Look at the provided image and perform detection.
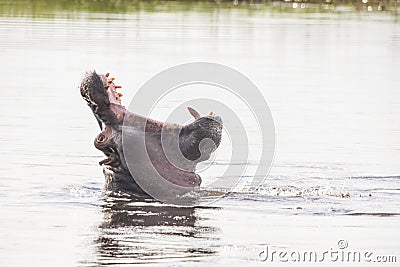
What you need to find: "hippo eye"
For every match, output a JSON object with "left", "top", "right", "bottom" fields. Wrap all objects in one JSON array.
[{"left": 98, "top": 135, "right": 105, "bottom": 142}]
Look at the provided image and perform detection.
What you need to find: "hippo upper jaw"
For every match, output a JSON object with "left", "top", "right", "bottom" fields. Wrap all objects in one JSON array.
[{"left": 80, "top": 71, "right": 125, "bottom": 129}]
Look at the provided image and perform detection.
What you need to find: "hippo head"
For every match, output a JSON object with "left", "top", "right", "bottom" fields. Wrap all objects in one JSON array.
[{"left": 80, "top": 71, "right": 223, "bottom": 201}]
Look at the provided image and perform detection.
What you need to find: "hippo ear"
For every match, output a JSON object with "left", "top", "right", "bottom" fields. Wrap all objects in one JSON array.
[{"left": 187, "top": 107, "right": 201, "bottom": 120}]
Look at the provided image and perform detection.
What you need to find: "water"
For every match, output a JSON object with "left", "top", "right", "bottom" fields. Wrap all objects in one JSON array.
[{"left": 0, "top": 1, "right": 399, "bottom": 266}]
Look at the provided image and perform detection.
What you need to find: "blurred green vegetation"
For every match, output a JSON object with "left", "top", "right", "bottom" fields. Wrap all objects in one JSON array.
[{"left": 0, "top": 0, "right": 398, "bottom": 18}]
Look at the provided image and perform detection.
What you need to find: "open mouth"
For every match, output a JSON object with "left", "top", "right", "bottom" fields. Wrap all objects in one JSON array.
[{"left": 80, "top": 71, "right": 125, "bottom": 168}]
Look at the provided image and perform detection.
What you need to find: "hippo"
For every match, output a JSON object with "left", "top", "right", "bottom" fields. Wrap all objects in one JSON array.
[{"left": 80, "top": 71, "right": 223, "bottom": 201}]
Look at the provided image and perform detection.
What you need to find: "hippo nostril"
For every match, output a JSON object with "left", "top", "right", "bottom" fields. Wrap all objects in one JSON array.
[{"left": 98, "top": 135, "right": 105, "bottom": 142}]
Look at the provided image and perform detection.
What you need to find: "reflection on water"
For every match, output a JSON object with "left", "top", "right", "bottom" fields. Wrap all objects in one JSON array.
[
  {"left": 86, "top": 197, "right": 219, "bottom": 265},
  {"left": 100, "top": 198, "right": 198, "bottom": 228}
]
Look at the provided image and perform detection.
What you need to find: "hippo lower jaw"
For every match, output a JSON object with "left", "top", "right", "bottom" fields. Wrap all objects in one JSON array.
[{"left": 80, "top": 71, "right": 223, "bottom": 199}]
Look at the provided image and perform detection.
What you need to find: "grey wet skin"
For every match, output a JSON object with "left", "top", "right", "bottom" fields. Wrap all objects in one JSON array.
[{"left": 80, "top": 71, "right": 223, "bottom": 198}]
